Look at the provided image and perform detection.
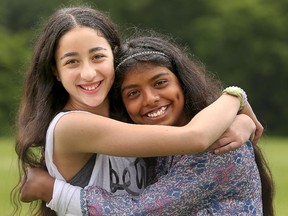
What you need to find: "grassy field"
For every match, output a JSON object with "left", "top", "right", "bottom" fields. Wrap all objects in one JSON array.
[
  {"left": 259, "top": 136, "right": 288, "bottom": 216},
  {"left": 1, "top": 136, "right": 287, "bottom": 215}
]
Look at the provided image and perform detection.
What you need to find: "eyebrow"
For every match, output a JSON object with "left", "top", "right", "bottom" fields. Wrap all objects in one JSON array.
[
  {"left": 150, "top": 72, "right": 169, "bottom": 81},
  {"left": 121, "top": 72, "right": 169, "bottom": 93},
  {"left": 60, "top": 47, "right": 107, "bottom": 60}
]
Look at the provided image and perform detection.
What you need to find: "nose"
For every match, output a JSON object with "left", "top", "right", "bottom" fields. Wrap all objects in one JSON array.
[
  {"left": 143, "top": 89, "right": 160, "bottom": 106},
  {"left": 81, "top": 62, "right": 96, "bottom": 81}
]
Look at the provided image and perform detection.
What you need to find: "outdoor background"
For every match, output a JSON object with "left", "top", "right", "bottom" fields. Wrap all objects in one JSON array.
[{"left": 0, "top": 0, "right": 287, "bottom": 215}]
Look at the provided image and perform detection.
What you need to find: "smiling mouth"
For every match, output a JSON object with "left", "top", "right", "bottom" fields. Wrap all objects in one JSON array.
[
  {"left": 146, "top": 106, "right": 168, "bottom": 118},
  {"left": 81, "top": 82, "right": 101, "bottom": 91}
]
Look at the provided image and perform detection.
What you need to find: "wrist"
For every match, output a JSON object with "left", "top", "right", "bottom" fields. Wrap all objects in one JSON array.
[
  {"left": 40, "top": 176, "right": 55, "bottom": 203},
  {"left": 222, "top": 86, "right": 248, "bottom": 111}
]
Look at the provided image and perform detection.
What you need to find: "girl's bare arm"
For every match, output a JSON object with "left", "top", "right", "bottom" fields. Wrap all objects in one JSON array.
[{"left": 55, "top": 94, "right": 241, "bottom": 157}]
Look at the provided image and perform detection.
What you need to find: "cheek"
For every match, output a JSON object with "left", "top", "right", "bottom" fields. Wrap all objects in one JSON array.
[
  {"left": 123, "top": 101, "right": 134, "bottom": 114},
  {"left": 103, "top": 64, "right": 115, "bottom": 79},
  {"left": 59, "top": 70, "right": 76, "bottom": 86},
  {"left": 177, "top": 92, "right": 185, "bottom": 104},
  {"left": 101, "top": 64, "right": 115, "bottom": 87},
  {"left": 178, "top": 94, "right": 185, "bottom": 110},
  {"left": 173, "top": 88, "right": 185, "bottom": 108},
  {"left": 109, "top": 72, "right": 115, "bottom": 87},
  {"left": 123, "top": 100, "right": 140, "bottom": 117}
]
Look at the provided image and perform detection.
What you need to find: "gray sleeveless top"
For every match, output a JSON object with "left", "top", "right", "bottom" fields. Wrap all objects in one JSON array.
[
  {"left": 45, "top": 111, "right": 147, "bottom": 196},
  {"left": 68, "top": 154, "right": 96, "bottom": 187}
]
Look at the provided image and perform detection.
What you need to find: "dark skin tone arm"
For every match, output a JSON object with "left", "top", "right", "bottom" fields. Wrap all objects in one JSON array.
[{"left": 21, "top": 168, "right": 54, "bottom": 203}]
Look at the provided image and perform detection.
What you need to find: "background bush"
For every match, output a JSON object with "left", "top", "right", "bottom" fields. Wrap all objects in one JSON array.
[{"left": 1, "top": 0, "right": 287, "bottom": 137}]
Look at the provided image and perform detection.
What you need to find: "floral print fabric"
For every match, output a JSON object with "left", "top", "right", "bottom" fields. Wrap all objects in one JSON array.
[{"left": 81, "top": 141, "right": 262, "bottom": 215}]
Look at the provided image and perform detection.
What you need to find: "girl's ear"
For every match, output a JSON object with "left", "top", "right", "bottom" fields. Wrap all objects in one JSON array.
[
  {"left": 55, "top": 74, "right": 61, "bottom": 81},
  {"left": 54, "top": 68, "right": 60, "bottom": 81}
]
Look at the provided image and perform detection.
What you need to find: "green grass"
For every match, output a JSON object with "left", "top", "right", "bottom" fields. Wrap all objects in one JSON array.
[
  {"left": 1, "top": 136, "right": 287, "bottom": 215},
  {"left": 259, "top": 136, "right": 288, "bottom": 216},
  {"left": 0, "top": 137, "right": 30, "bottom": 215},
  {"left": 0, "top": 137, "right": 18, "bottom": 215}
]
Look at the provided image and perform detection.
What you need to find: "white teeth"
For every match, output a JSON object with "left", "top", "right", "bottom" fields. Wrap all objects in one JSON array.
[
  {"left": 147, "top": 106, "right": 167, "bottom": 118},
  {"left": 84, "top": 86, "right": 97, "bottom": 91},
  {"left": 82, "top": 82, "right": 100, "bottom": 91}
]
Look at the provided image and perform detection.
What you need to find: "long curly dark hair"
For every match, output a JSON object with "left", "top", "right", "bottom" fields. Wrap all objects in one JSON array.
[{"left": 111, "top": 31, "right": 274, "bottom": 216}]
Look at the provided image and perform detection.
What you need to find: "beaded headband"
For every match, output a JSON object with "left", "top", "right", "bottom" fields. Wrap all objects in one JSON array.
[{"left": 116, "top": 51, "right": 168, "bottom": 70}]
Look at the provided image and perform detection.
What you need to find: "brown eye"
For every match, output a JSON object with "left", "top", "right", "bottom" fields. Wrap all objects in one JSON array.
[
  {"left": 155, "top": 80, "right": 168, "bottom": 87},
  {"left": 127, "top": 90, "right": 140, "bottom": 98},
  {"left": 92, "top": 53, "right": 105, "bottom": 61},
  {"left": 66, "top": 59, "right": 78, "bottom": 65}
]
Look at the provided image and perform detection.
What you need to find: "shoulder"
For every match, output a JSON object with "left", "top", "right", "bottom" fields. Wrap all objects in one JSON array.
[
  {"left": 52, "top": 111, "right": 97, "bottom": 151},
  {"left": 54, "top": 110, "right": 95, "bottom": 131}
]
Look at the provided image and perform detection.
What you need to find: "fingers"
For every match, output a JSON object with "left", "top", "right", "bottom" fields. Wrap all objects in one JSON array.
[
  {"left": 210, "top": 137, "right": 230, "bottom": 150},
  {"left": 214, "top": 142, "right": 239, "bottom": 155},
  {"left": 251, "top": 121, "right": 264, "bottom": 145},
  {"left": 252, "top": 129, "right": 261, "bottom": 145},
  {"left": 249, "top": 132, "right": 255, "bottom": 144},
  {"left": 240, "top": 102, "right": 264, "bottom": 145}
]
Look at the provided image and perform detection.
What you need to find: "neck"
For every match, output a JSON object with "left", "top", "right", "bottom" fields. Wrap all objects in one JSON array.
[{"left": 64, "top": 98, "right": 110, "bottom": 117}]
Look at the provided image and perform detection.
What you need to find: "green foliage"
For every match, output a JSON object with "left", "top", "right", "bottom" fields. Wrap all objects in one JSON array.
[
  {"left": 0, "top": 0, "right": 287, "bottom": 135},
  {"left": 1, "top": 0, "right": 70, "bottom": 32},
  {"left": 0, "top": 28, "right": 32, "bottom": 136},
  {"left": 186, "top": 0, "right": 288, "bottom": 135}
]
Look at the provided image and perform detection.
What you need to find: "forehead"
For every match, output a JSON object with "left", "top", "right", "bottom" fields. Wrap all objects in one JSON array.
[
  {"left": 57, "top": 26, "right": 109, "bottom": 50},
  {"left": 122, "top": 64, "right": 178, "bottom": 84}
]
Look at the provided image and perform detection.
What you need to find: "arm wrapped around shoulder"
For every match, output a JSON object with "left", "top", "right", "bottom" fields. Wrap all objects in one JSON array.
[{"left": 81, "top": 141, "right": 262, "bottom": 215}]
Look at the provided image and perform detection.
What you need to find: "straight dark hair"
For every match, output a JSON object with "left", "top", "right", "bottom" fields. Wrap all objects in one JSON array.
[{"left": 12, "top": 5, "right": 120, "bottom": 216}]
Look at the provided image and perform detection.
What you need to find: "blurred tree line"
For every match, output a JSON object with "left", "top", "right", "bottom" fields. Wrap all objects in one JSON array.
[{"left": 0, "top": 0, "right": 287, "bottom": 137}]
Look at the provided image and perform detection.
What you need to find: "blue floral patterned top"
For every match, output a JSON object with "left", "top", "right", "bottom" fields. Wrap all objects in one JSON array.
[{"left": 80, "top": 141, "right": 262, "bottom": 215}]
